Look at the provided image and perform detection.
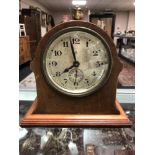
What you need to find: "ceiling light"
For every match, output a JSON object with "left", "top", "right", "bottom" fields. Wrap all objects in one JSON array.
[{"left": 72, "top": 0, "right": 87, "bottom": 6}]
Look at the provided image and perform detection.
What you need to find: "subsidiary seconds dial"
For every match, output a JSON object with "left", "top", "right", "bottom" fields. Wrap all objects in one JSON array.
[{"left": 42, "top": 27, "right": 112, "bottom": 97}]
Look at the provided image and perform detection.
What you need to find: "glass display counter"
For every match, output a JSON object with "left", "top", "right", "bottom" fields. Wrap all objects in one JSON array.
[{"left": 19, "top": 89, "right": 135, "bottom": 155}]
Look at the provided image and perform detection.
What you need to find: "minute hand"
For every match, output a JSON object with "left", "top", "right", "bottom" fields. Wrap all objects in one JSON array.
[{"left": 70, "top": 37, "right": 77, "bottom": 61}]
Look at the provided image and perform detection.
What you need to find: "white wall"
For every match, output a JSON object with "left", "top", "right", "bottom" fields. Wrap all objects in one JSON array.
[
  {"left": 115, "top": 11, "right": 135, "bottom": 34},
  {"left": 20, "top": 0, "right": 52, "bottom": 14},
  {"left": 115, "top": 11, "right": 128, "bottom": 33},
  {"left": 127, "top": 11, "right": 135, "bottom": 31}
]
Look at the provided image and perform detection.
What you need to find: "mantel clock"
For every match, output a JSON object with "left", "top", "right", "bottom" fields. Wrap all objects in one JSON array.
[{"left": 21, "top": 21, "right": 131, "bottom": 127}]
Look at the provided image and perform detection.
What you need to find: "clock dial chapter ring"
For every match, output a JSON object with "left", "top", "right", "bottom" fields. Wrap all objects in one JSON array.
[{"left": 42, "top": 26, "right": 112, "bottom": 97}]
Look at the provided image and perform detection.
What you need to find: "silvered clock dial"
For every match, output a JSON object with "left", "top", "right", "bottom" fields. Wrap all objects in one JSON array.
[{"left": 42, "top": 27, "right": 112, "bottom": 97}]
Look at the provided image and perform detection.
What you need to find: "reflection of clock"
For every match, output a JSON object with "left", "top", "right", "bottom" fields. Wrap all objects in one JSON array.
[
  {"left": 42, "top": 27, "right": 112, "bottom": 96},
  {"left": 21, "top": 21, "right": 131, "bottom": 127}
]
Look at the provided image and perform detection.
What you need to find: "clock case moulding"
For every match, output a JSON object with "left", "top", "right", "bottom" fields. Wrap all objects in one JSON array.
[{"left": 21, "top": 21, "right": 131, "bottom": 127}]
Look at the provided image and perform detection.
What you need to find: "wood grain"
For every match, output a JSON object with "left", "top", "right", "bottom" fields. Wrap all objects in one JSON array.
[
  {"left": 31, "top": 21, "right": 122, "bottom": 114},
  {"left": 19, "top": 36, "right": 31, "bottom": 65},
  {"left": 21, "top": 98, "right": 131, "bottom": 127},
  {"left": 21, "top": 21, "right": 131, "bottom": 127}
]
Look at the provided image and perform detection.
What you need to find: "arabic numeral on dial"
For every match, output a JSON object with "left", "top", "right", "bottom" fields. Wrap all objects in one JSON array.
[
  {"left": 95, "top": 61, "right": 104, "bottom": 67},
  {"left": 55, "top": 72, "right": 61, "bottom": 77},
  {"left": 86, "top": 39, "right": 91, "bottom": 47},
  {"left": 63, "top": 41, "right": 68, "bottom": 47},
  {"left": 64, "top": 79, "right": 68, "bottom": 84},
  {"left": 49, "top": 61, "right": 58, "bottom": 66},
  {"left": 85, "top": 79, "right": 89, "bottom": 85},
  {"left": 51, "top": 61, "right": 57, "bottom": 66},
  {"left": 54, "top": 50, "right": 62, "bottom": 56},
  {"left": 92, "top": 50, "right": 100, "bottom": 56},
  {"left": 74, "top": 82, "right": 79, "bottom": 86},
  {"left": 92, "top": 50, "right": 98, "bottom": 56},
  {"left": 72, "top": 38, "right": 80, "bottom": 44}
]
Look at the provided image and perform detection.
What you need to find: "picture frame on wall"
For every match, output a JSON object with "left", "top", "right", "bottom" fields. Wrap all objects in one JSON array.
[
  {"left": 89, "top": 12, "right": 116, "bottom": 39},
  {"left": 41, "top": 11, "right": 47, "bottom": 27},
  {"left": 47, "top": 14, "right": 55, "bottom": 27}
]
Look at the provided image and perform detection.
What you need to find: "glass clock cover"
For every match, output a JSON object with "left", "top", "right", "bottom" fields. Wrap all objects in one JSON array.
[{"left": 42, "top": 27, "right": 112, "bottom": 97}]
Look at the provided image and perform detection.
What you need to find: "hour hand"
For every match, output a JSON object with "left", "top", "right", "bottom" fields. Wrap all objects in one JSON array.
[
  {"left": 62, "top": 61, "right": 80, "bottom": 73},
  {"left": 62, "top": 64, "right": 74, "bottom": 73}
]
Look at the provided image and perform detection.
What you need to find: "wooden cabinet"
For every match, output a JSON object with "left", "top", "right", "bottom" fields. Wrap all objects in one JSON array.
[
  {"left": 19, "top": 9, "right": 41, "bottom": 58},
  {"left": 19, "top": 36, "right": 32, "bottom": 65}
]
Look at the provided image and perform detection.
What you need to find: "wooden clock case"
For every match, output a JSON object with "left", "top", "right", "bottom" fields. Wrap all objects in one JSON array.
[{"left": 21, "top": 21, "right": 131, "bottom": 127}]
